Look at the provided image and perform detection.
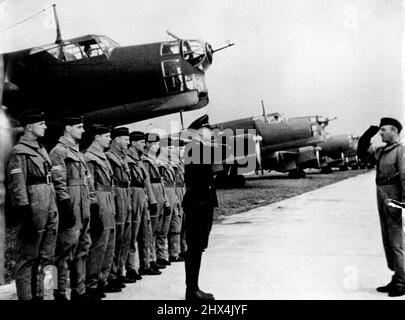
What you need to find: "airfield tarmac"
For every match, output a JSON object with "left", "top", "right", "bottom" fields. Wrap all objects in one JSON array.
[{"left": 0, "top": 169, "right": 399, "bottom": 300}]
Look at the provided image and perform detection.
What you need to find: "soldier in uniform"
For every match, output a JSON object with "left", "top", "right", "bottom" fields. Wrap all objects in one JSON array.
[
  {"left": 358, "top": 117, "right": 405, "bottom": 297},
  {"left": 125, "top": 131, "right": 161, "bottom": 277},
  {"left": 169, "top": 139, "right": 187, "bottom": 262},
  {"left": 106, "top": 127, "right": 135, "bottom": 286},
  {"left": 182, "top": 114, "right": 218, "bottom": 301},
  {"left": 143, "top": 132, "right": 171, "bottom": 271},
  {"left": 84, "top": 125, "right": 118, "bottom": 299},
  {"left": 50, "top": 113, "right": 91, "bottom": 301},
  {"left": 156, "top": 138, "right": 179, "bottom": 266},
  {"left": 7, "top": 109, "right": 58, "bottom": 300}
]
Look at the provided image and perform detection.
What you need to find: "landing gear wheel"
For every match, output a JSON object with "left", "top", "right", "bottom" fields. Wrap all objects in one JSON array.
[
  {"left": 288, "top": 169, "right": 306, "bottom": 179},
  {"left": 320, "top": 167, "right": 333, "bottom": 174},
  {"left": 214, "top": 175, "right": 246, "bottom": 188}
]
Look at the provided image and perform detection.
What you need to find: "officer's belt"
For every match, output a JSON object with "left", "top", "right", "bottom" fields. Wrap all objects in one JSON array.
[
  {"left": 27, "top": 175, "right": 52, "bottom": 186},
  {"left": 164, "top": 182, "right": 175, "bottom": 188},
  {"left": 150, "top": 177, "right": 162, "bottom": 183},
  {"left": 115, "top": 182, "right": 131, "bottom": 188},
  {"left": 67, "top": 178, "right": 87, "bottom": 186},
  {"left": 376, "top": 175, "right": 400, "bottom": 186},
  {"left": 95, "top": 184, "right": 113, "bottom": 192},
  {"left": 175, "top": 182, "right": 185, "bottom": 187},
  {"left": 131, "top": 182, "right": 144, "bottom": 188}
]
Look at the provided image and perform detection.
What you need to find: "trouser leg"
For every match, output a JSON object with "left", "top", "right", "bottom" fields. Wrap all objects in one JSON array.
[
  {"left": 54, "top": 229, "right": 79, "bottom": 296},
  {"left": 101, "top": 228, "right": 116, "bottom": 286},
  {"left": 377, "top": 193, "right": 395, "bottom": 271},
  {"left": 137, "top": 207, "right": 152, "bottom": 270},
  {"left": 14, "top": 226, "right": 41, "bottom": 300},
  {"left": 169, "top": 203, "right": 182, "bottom": 258},
  {"left": 86, "top": 229, "right": 109, "bottom": 290},
  {"left": 70, "top": 220, "right": 91, "bottom": 295},
  {"left": 35, "top": 212, "right": 58, "bottom": 299}
]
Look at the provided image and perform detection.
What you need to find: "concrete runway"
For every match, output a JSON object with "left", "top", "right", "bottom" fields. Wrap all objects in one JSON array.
[
  {"left": 106, "top": 170, "right": 400, "bottom": 300},
  {"left": 0, "top": 170, "right": 402, "bottom": 299}
]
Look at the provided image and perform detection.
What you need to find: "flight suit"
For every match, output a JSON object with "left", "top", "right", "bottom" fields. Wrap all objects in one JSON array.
[
  {"left": 183, "top": 141, "right": 219, "bottom": 291},
  {"left": 157, "top": 158, "right": 178, "bottom": 261},
  {"left": 170, "top": 161, "right": 186, "bottom": 259},
  {"left": 106, "top": 143, "right": 132, "bottom": 278},
  {"left": 84, "top": 144, "right": 116, "bottom": 290},
  {"left": 125, "top": 148, "right": 156, "bottom": 272},
  {"left": 50, "top": 136, "right": 91, "bottom": 297},
  {"left": 374, "top": 141, "right": 405, "bottom": 288},
  {"left": 7, "top": 135, "right": 58, "bottom": 300},
  {"left": 142, "top": 153, "right": 168, "bottom": 263}
]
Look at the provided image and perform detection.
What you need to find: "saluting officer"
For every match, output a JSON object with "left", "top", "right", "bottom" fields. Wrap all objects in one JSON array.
[
  {"left": 7, "top": 109, "right": 58, "bottom": 300},
  {"left": 125, "top": 131, "right": 161, "bottom": 277},
  {"left": 183, "top": 114, "right": 218, "bottom": 301},
  {"left": 143, "top": 132, "right": 171, "bottom": 272},
  {"left": 106, "top": 127, "right": 135, "bottom": 286},
  {"left": 84, "top": 125, "right": 117, "bottom": 299},
  {"left": 358, "top": 117, "right": 405, "bottom": 297},
  {"left": 50, "top": 112, "right": 91, "bottom": 301}
]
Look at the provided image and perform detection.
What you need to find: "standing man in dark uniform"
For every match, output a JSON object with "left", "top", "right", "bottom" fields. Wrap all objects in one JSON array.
[
  {"left": 50, "top": 113, "right": 91, "bottom": 301},
  {"left": 125, "top": 131, "right": 160, "bottom": 277},
  {"left": 106, "top": 127, "right": 135, "bottom": 286},
  {"left": 143, "top": 132, "right": 170, "bottom": 272},
  {"left": 358, "top": 117, "right": 405, "bottom": 297},
  {"left": 183, "top": 114, "right": 217, "bottom": 301},
  {"left": 7, "top": 109, "right": 58, "bottom": 300},
  {"left": 84, "top": 125, "right": 117, "bottom": 299}
]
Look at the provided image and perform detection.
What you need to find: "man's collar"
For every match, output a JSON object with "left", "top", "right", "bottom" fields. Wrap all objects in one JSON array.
[
  {"left": 20, "top": 135, "right": 40, "bottom": 149},
  {"left": 110, "top": 142, "right": 125, "bottom": 157},
  {"left": 88, "top": 143, "right": 107, "bottom": 159},
  {"left": 59, "top": 136, "right": 79, "bottom": 151},
  {"left": 127, "top": 147, "right": 141, "bottom": 160}
]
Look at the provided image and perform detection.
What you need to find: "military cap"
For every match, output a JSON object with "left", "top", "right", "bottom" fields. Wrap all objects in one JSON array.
[
  {"left": 130, "top": 131, "right": 145, "bottom": 142},
  {"left": 19, "top": 109, "right": 46, "bottom": 126},
  {"left": 379, "top": 117, "right": 402, "bottom": 133},
  {"left": 111, "top": 126, "right": 130, "bottom": 139},
  {"left": 145, "top": 132, "right": 160, "bottom": 143},
  {"left": 88, "top": 124, "right": 111, "bottom": 136},
  {"left": 61, "top": 111, "right": 84, "bottom": 126},
  {"left": 187, "top": 114, "right": 211, "bottom": 130}
]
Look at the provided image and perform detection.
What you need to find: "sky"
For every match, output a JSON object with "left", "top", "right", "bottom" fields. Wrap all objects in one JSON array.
[{"left": 1, "top": 0, "right": 404, "bottom": 137}]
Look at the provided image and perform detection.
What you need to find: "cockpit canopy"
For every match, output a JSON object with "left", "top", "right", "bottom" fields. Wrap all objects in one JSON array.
[
  {"left": 160, "top": 39, "right": 213, "bottom": 71},
  {"left": 30, "top": 35, "right": 119, "bottom": 62}
]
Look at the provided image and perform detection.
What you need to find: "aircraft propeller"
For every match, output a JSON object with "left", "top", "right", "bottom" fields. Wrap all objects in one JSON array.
[{"left": 253, "top": 135, "right": 263, "bottom": 170}]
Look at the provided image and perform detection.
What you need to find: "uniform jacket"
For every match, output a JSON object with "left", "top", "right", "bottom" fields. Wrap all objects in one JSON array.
[
  {"left": 374, "top": 141, "right": 405, "bottom": 201},
  {"left": 106, "top": 143, "right": 132, "bottom": 223},
  {"left": 84, "top": 143, "right": 115, "bottom": 229},
  {"left": 50, "top": 136, "right": 91, "bottom": 228},
  {"left": 183, "top": 141, "right": 218, "bottom": 208},
  {"left": 126, "top": 148, "right": 157, "bottom": 205},
  {"left": 142, "top": 153, "right": 168, "bottom": 203}
]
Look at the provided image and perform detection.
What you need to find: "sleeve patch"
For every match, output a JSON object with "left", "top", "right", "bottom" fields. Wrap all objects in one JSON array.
[{"left": 10, "top": 168, "right": 22, "bottom": 174}]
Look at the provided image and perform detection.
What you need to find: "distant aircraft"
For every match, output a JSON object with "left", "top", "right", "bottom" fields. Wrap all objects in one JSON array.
[
  {"left": 209, "top": 106, "right": 334, "bottom": 185},
  {"left": 277, "top": 134, "right": 361, "bottom": 176},
  {"left": 1, "top": 5, "right": 233, "bottom": 128}
]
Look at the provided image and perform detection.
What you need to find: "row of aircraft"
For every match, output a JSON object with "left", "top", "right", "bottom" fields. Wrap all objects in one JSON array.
[{"left": 1, "top": 5, "right": 372, "bottom": 188}]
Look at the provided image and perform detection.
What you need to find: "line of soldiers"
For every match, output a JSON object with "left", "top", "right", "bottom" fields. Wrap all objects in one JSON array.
[{"left": 6, "top": 109, "right": 188, "bottom": 300}]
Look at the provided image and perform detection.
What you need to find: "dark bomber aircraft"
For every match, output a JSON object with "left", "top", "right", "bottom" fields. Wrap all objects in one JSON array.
[
  {"left": 1, "top": 5, "right": 229, "bottom": 127},
  {"left": 3, "top": 34, "right": 213, "bottom": 125},
  {"left": 210, "top": 112, "right": 333, "bottom": 185}
]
